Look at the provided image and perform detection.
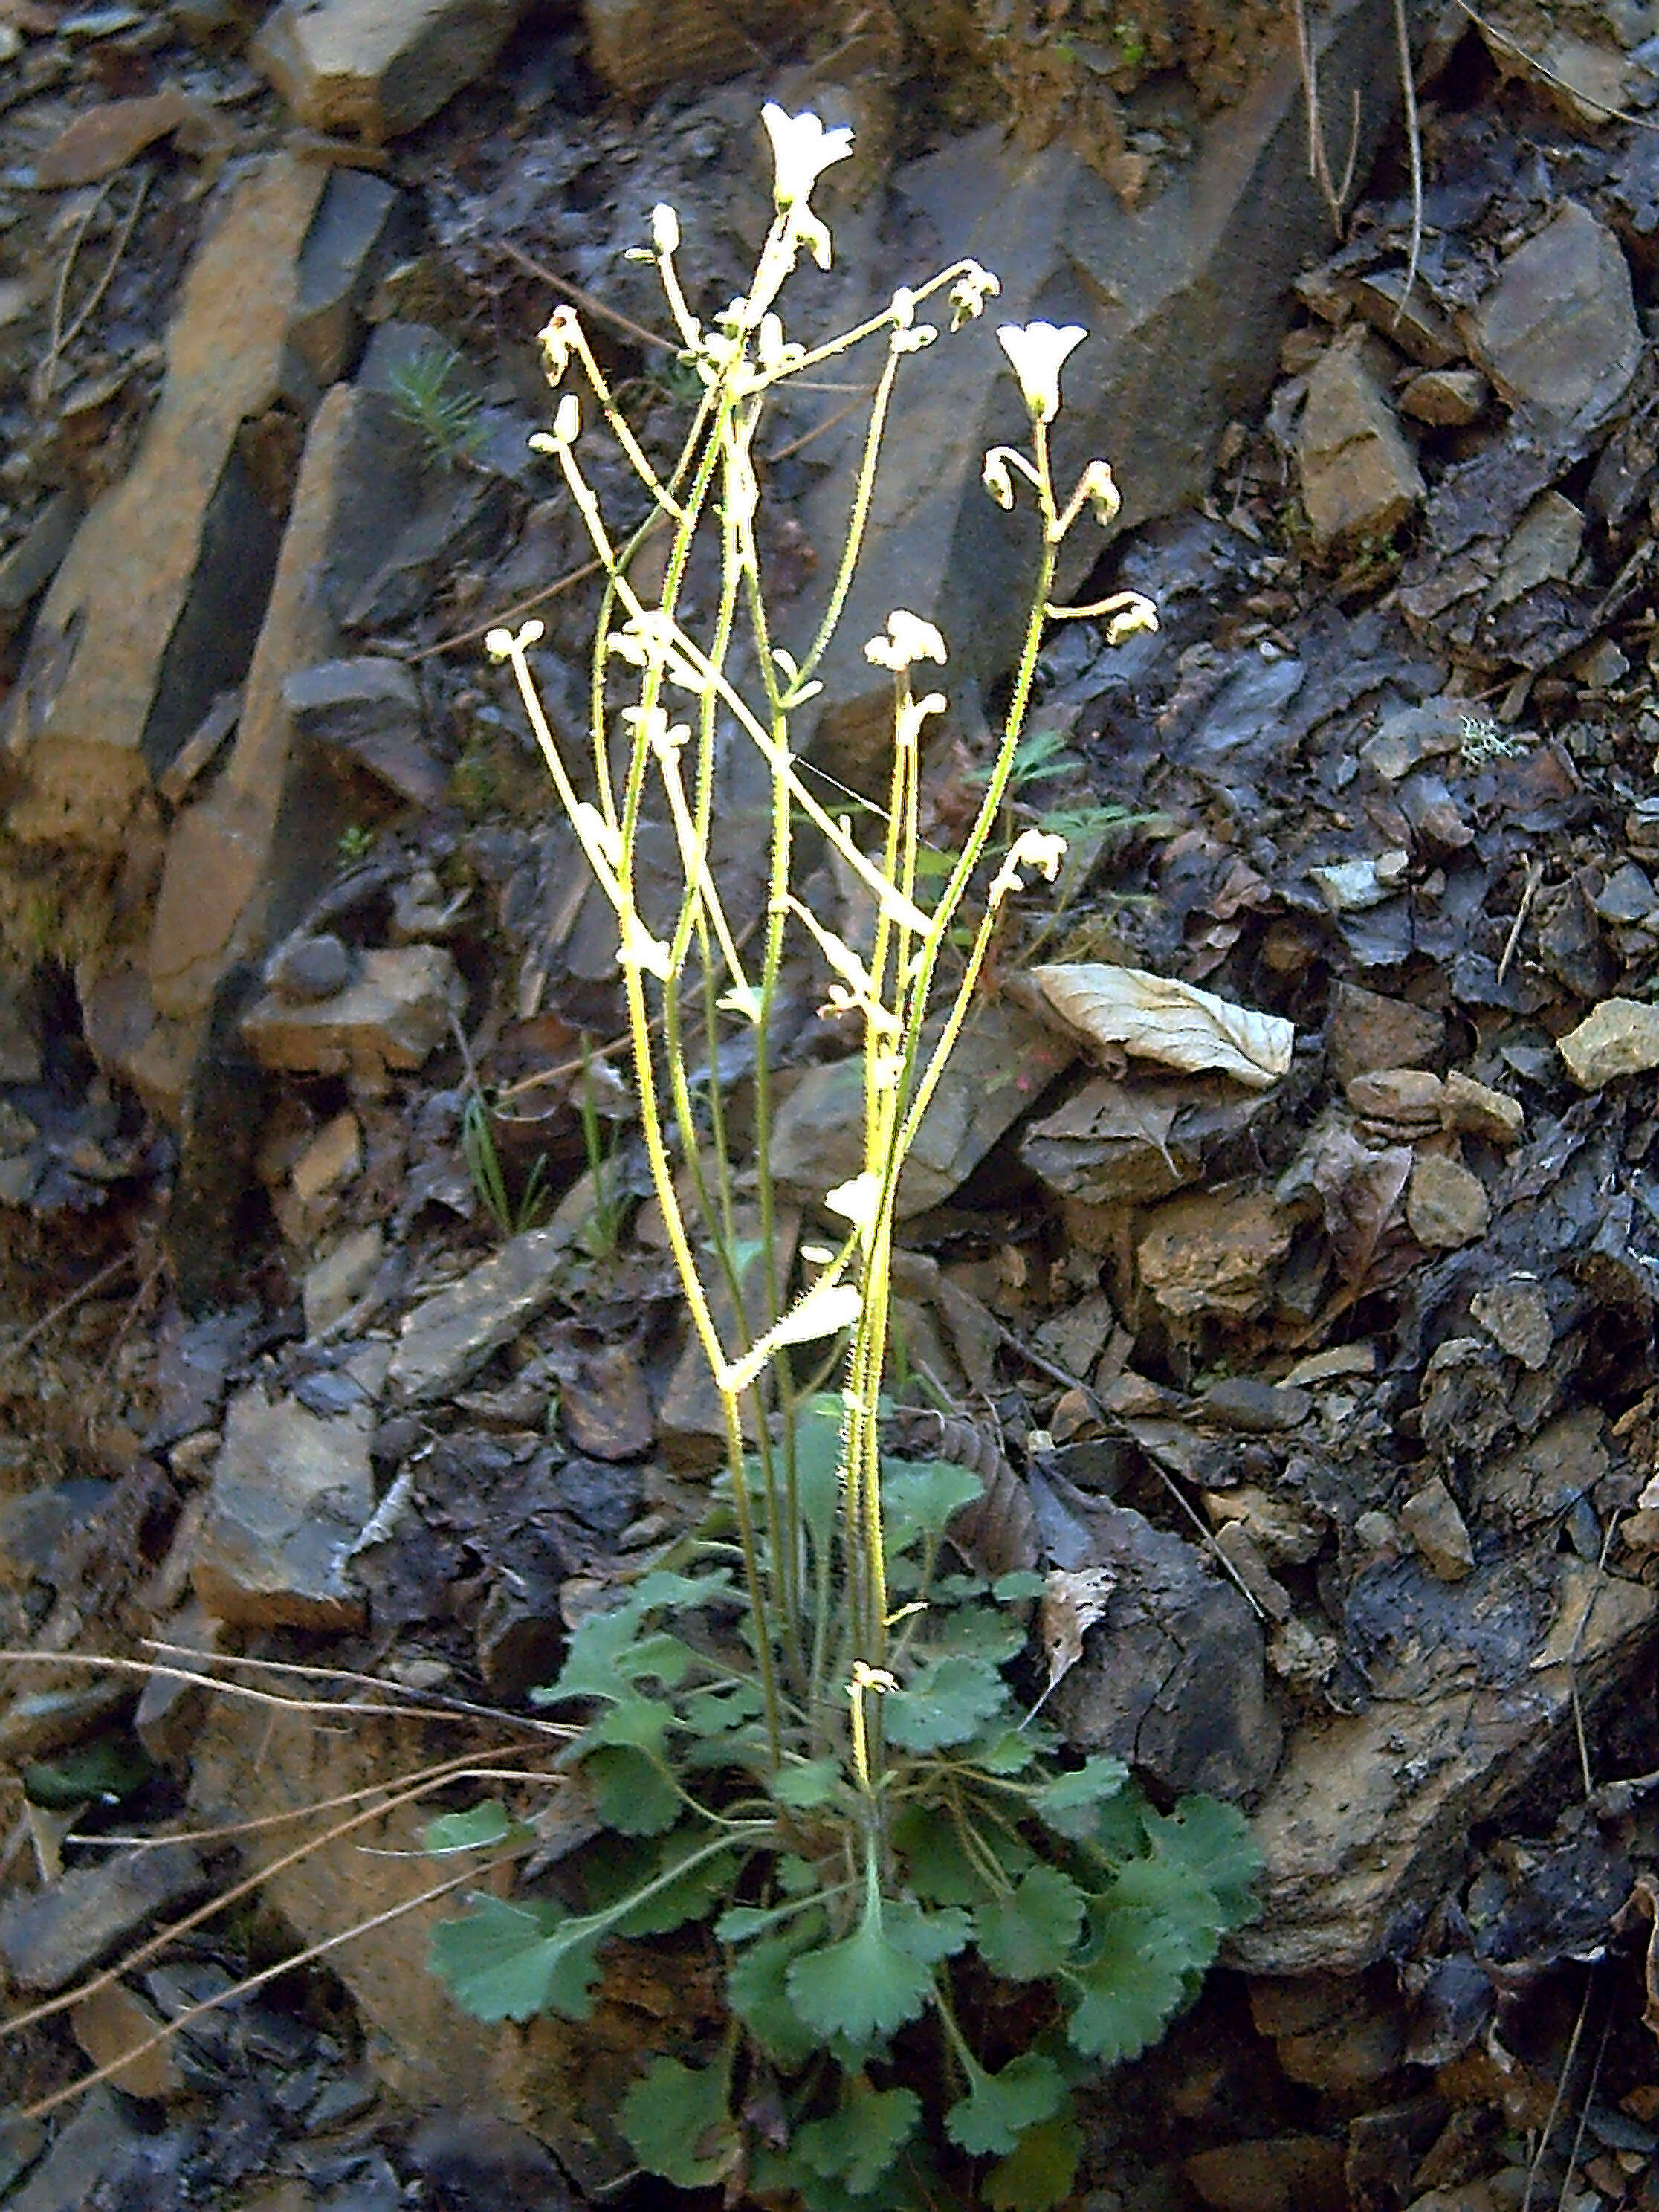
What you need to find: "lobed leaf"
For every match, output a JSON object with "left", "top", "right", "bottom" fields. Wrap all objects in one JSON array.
[
  {"left": 620, "top": 2057, "right": 739, "bottom": 2189},
  {"left": 1027, "top": 1755, "right": 1130, "bottom": 1840},
  {"left": 945, "top": 2053, "right": 1069, "bottom": 2157},
  {"left": 795, "top": 2082, "right": 922, "bottom": 2196},
  {"left": 974, "top": 1864, "right": 1087, "bottom": 1982},
  {"left": 1064, "top": 1906, "right": 1193, "bottom": 2063},
  {"left": 585, "top": 1745, "right": 681, "bottom": 1836},
  {"left": 421, "top": 1800, "right": 531, "bottom": 1855},
  {"left": 983, "top": 2112, "right": 1084, "bottom": 2211},
  {"left": 726, "top": 1918, "right": 825, "bottom": 2068},
  {"left": 785, "top": 1894, "right": 966, "bottom": 2049},
  {"left": 885, "top": 1655, "right": 1009, "bottom": 1753},
  {"left": 428, "top": 1895, "right": 603, "bottom": 2023}
]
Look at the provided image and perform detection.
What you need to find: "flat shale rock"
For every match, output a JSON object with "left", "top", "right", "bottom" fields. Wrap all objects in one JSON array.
[
  {"left": 1466, "top": 201, "right": 1641, "bottom": 430},
  {"left": 1297, "top": 332, "right": 1425, "bottom": 555},
  {"left": 253, "top": 0, "right": 528, "bottom": 140},
  {"left": 3, "top": 153, "right": 326, "bottom": 854},
  {"left": 1232, "top": 1553, "right": 1657, "bottom": 1973},
  {"left": 192, "top": 1385, "right": 374, "bottom": 1629},
  {"left": 1137, "top": 1186, "right": 1293, "bottom": 1319},
  {"left": 387, "top": 1223, "right": 572, "bottom": 1403},
  {"left": 241, "top": 945, "right": 465, "bottom": 1086},
  {"left": 0, "top": 1846, "right": 205, "bottom": 1992}
]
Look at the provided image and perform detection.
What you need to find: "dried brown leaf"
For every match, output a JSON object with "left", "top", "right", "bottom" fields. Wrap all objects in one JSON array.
[{"left": 1030, "top": 963, "right": 1294, "bottom": 1090}]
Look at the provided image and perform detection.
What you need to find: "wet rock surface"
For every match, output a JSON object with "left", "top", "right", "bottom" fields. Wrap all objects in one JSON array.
[{"left": 5, "top": 2, "right": 1659, "bottom": 2209}]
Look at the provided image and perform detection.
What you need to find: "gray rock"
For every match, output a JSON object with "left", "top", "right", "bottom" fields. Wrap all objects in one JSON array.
[
  {"left": 143, "top": 384, "right": 421, "bottom": 1064},
  {"left": 290, "top": 167, "right": 405, "bottom": 384},
  {"left": 241, "top": 944, "right": 465, "bottom": 1087},
  {"left": 0, "top": 489, "right": 82, "bottom": 631},
  {"left": 1469, "top": 1276, "right": 1552, "bottom": 1370},
  {"left": 387, "top": 1223, "right": 572, "bottom": 1403},
  {"left": 1297, "top": 332, "right": 1425, "bottom": 554},
  {"left": 269, "top": 931, "right": 353, "bottom": 1003},
  {"left": 1440, "top": 1071, "right": 1524, "bottom": 1146},
  {"left": 1021, "top": 1073, "right": 1273, "bottom": 1206},
  {"left": 253, "top": 0, "right": 529, "bottom": 140},
  {"left": 285, "top": 654, "right": 445, "bottom": 807},
  {"left": 192, "top": 1385, "right": 374, "bottom": 1629},
  {"left": 1559, "top": 997, "right": 1659, "bottom": 1085},
  {"left": 3, "top": 2092, "right": 128, "bottom": 2212},
  {"left": 796, "top": 0, "right": 1406, "bottom": 781},
  {"left": 1591, "top": 860, "right": 1658, "bottom": 925},
  {"left": 1200, "top": 1377, "right": 1312, "bottom": 1434},
  {"left": 1399, "top": 1475, "right": 1474, "bottom": 1582},
  {"left": 1466, "top": 201, "right": 1641, "bottom": 428},
  {"left": 1233, "top": 1553, "right": 1655, "bottom": 1973},
  {"left": 1052, "top": 1498, "right": 1282, "bottom": 1802},
  {"left": 1493, "top": 489, "right": 1584, "bottom": 604},
  {"left": 0, "top": 1845, "right": 205, "bottom": 1991},
  {"left": 303, "top": 1223, "right": 384, "bottom": 1336},
  {"left": 1474, "top": 1407, "right": 1608, "bottom": 1531}
]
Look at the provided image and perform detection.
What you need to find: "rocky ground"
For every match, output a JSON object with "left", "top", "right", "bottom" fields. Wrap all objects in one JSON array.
[{"left": 7, "top": 0, "right": 1659, "bottom": 2208}]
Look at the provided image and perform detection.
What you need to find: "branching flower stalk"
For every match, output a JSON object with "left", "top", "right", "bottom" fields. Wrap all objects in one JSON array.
[{"left": 485, "top": 118, "right": 1153, "bottom": 1802}]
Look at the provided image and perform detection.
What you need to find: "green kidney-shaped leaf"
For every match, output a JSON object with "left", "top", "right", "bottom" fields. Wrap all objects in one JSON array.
[
  {"left": 784, "top": 1895, "right": 966, "bottom": 2051},
  {"left": 1028, "top": 1755, "right": 1130, "bottom": 1840},
  {"left": 727, "top": 1919, "right": 825, "bottom": 2068},
  {"left": 945, "top": 2053, "right": 1069, "bottom": 2157},
  {"left": 620, "top": 2057, "right": 739, "bottom": 2189},
  {"left": 882, "top": 1459, "right": 988, "bottom": 1556},
  {"left": 428, "top": 1895, "right": 602, "bottom": 2023},
  {"left": 983, "top": 2112, "right": 1084, "bottom": 2211},
  {"left": 795, "top": 2082, "right": 922, "bottom": 2196},
  {"left": 772, "top": 1756, "right": 844, "bottom": 1809},
  {"left": 884, "top": 1655, "right": 1009, "bottom": 1753},
  {"left": 421, "top": 1800, "right": 531, "bottom": 1855},
  {"left": 974, "top": 1864, "right": 1086, "bottom": 1982},
  {"left": 1064, "top": 1906, "right": 1193, "bottom": 2063},
  {"left": 584, "top": 1745, "right": 680, "bottom": 1836}
]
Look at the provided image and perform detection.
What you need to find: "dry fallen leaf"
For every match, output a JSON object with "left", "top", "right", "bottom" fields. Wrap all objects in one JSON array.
[
  {"left": 1029, "top": 963, "right": 1294, "bottom": 1090},
  {"left": 1038, "top": 1565, "right": 1117, "bottom": 1695}
]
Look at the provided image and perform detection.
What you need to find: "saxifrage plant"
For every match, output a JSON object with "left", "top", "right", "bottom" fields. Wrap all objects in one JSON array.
[{"left": 427, "top": 102, "right": 1259, "bottom": 2209}]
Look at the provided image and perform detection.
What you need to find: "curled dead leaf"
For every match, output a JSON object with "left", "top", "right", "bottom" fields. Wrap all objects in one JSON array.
[{"left": 1030, "top": 963, "right": 1293, "bottom": 1090}]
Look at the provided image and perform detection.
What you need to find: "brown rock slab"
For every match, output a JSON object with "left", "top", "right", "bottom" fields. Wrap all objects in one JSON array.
[
  {"left": 144, "top": 382, "right": 421, "bottom": 1059},
  {"left": 387, "top": 1223, "right": 572, "bottom": 1404},
  {"left": 772, "top": 1000, "right": 1074, "bottom": 1217},
  {"left": 4, "top": 153, "right": 326, "bottom": 855},
  {"left": 1326, "top": 984, "right": 1445, "bottom": 1084},
  {"left": 35, "top": 88, "right": 207, "bottom": 187},
  {"left": 1186, "top": 2135, "right": 1347, "bottom": 2212},
  {"left": 1440, "top": 1070, "right": 1524, "bottom": 1145},
  {"left": 1399, "top": 1475, "right": 1474, "bottom": 1582},
  {"left": 1232, "top": 1554, "right": 1655, "bottom": 1973},
  {"left": 1021, "top": 1073, "right": 1273, "bottom": 1206},
  {"left": 240, "top": 945, "right": 465, "bottom": 1087},
  {"left": 1137, "top": 1187, "right": 1292, "bottom": 1320},
  {"left": 1346, "top": 1067, "right": 1443, "bottom": 1132},
  {"left": 0, "top": 1846, "right": 204, "bottom": 1992},
  {"left": 1398, "top": 366, "right": 1489, "bottom": 427},
  {"left": 253, "top": 0, "right": 528, "bottom": 140},
  {"left": 1466, "top": 201, "right": 1640, "bottom": 428},
  {"left": 1406, "top": 1153, "right": 1490, "bottom": 1249},
  {"left": 71, "top": 1980, "right": 185, "bottom": 2101},
  {"left": 192, "top": 1385, "right": 373, "bottom": 1629},
  {"left": 585, "top": 0, "right": 832, "bottom": 99},
  {"left": 1298, "top": 332, "right": 1425, "bottom": 554},
  {"left": 1474, "top": 1408, "right": 1608, "bottom": 1532},
  {"left": 1559, "top": 997, "right": 1659, "bottom": 1086}
]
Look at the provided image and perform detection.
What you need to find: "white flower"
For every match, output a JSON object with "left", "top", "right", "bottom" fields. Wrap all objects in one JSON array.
[
  {"left": 485, "top": 620, "right": 546, "bottom": 659},
  {"left": 537, "top": 305, "right": 577, "bottom": 385},
  {"left": 864, "top": 610, "right": 948, "bottom": 671},
  {"left": 997, "top": 321, "right": 1087, "bottom": 424},
  {"left": 949, "top": 262, "right": 1000, "bottom": 329},
  {"left": 650, "top": 202, "right": 679, "bottom": 256},
  {"left": 1077, "top": 459, "right": 1121, "bottom": 529},
  {"left": 1105, "top": 592, "right": 1158, "bottom": 644},
  {"left": 762, "top": 103, "right": 854, "bottom": 211},
  {"left": 990, "top": 828, "right": 1068, "bottom": 905}
]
